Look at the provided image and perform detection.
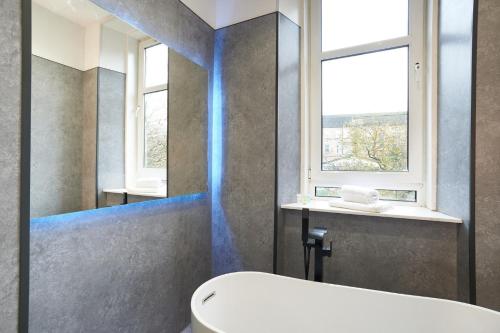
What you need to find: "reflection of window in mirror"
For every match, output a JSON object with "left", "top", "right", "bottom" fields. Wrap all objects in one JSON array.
[
  {"left": 133, "top": 40, "right": 168, "bottom": 192},
  {"left": 30, "top": 0, "right": 207, "bottom": 217}
]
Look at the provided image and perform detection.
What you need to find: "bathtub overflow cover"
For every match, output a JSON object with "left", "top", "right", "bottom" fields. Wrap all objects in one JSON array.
[{"left": 202, "top": 291, "right": 216, "bottom": 305}]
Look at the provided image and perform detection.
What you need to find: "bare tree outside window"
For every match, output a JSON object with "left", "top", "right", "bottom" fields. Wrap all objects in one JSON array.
[
  {"left": 322, "top": 114, "right": 407, "bottom": 172},
  {"left": 321, "top": 47, "right": 409, "bottom": 172},
  {"left": 140, "top": 42, "right": 168, "bottom": 172},
  {"left": 144, "top": 90, "right": 168, "bottom": 169}
]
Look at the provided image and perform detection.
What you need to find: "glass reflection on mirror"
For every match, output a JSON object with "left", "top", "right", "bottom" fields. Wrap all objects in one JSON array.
[{"left": 31, "top": 0, "right": 208, "bottom": 218}]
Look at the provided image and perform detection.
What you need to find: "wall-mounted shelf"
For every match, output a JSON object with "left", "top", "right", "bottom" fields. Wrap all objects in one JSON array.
[
  {"left": 103, "top": 188, "right": 166, "bottom": 198},
  {"left": 281, "top": 200, "right": 462, "bottom": 224}
]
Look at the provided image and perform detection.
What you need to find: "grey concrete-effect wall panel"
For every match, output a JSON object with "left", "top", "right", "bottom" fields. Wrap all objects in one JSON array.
[
  {"left": 0, "top": 0, "right": 21, "bottom": 331},
  {"left": 90, "top": 0, "right": 213, "bottom": 71},
  {"left": 27, "top": 1, "right": 214, "bottom": 332},
  {"left": 175, "top": 1, "right": 215, "bottom": 71},
  {"left": 30, "top": 196, "right": 211, "bottom": 333},
  {"left": 281, "top": 211, "right": 459, "bottom": 300},
  {"left": 168, "top": 50, "right": 208, "bottom": 197},
  {"left": 31, "top": 56, "right": 84, "bottom": 218},
  {"left": 475, "top": 0, "right": 500, "bottom": 311},
  {"left": 437, "top": 0, "right": 475, "bottom": 302},
  {"left": 276, "top": 14, "right": 301, "bottom": 273},
  {"left": 214, "top": 14, "right": 278, "bottom": 274},
  {"left": 82, "top": 68, "right": 98, "bottom": 211},
  {"left": 97, "top": 68, "right": 126, "bottom": 208}
]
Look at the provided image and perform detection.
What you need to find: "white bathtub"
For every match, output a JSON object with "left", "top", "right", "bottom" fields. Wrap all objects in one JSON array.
[{"left": 191, "top": 272, "right": 500, "bottom": 333}]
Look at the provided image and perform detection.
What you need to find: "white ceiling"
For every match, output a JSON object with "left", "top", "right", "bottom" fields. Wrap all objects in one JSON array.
[
  {"left": 34, "top": 0, "right": 301, "bottom": 32},
  {"left": 180, "top": 0, "right": 302, "bottom": 29},
  {"left": 103, "top": 18, "right": 148, "bottom": 40},
  {"left": 33, "top": 0, "right": 109, "bottom": 27},
  {"left": 33, "top": 0, "right": 148, "bottom": 39},
  {"left": 215, "top": 0, "right": 278, "bottom": 29}
]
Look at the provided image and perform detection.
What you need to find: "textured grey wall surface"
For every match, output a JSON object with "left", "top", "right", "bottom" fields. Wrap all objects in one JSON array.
[
  {"left": 28, "top": 0, "right": 214, "bottom": 332},
  {"left": 96, "top": 68, "right": 126, "bottom": 208},
  {"left": 168, "top": 50, "right": 208, "bottom": 197},
  {"left": 437, "top": 0, "right": 475, "bottom": 302},
  {"left": 213, "top": 14, "right": 278, "bottom": 274},
  {"left": 475, "top": 0, "right": 500, "bottom": 311},
  {"left": 276, "top": 14, "right": 301, "bottom": 273},
  {"left": 0, "top": 0, "right": 21, "bottom": 331},
  {"left": 82, "top": 68, "right": 98, "bottom": 211},
  {"left": 281, "top": 211, "right": 459, "bottom": 300},
  {"left": 31, "top": 56, "right": 84, "bottom": 218},
  {"left": 30, "top": 195, "right": 210, "bottom": 333}
]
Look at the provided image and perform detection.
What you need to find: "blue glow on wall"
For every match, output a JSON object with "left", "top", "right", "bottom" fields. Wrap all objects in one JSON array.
[
  {"left": 211, "top": 30, "right": 242, "bottom": 275},
  {"left": 31, "top": 192, "right": 207, "bottom": 229},
  {"left": 29, "top": 24, "right": 242, "bottom": 276}
]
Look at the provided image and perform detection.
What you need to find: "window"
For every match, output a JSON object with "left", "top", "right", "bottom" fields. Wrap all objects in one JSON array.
[
  {"left": 310, "top": 0, "right": 425, "bottom": 204},
  {"left": 315, "top": 187, "right": 417, "bottom": 203},
  {"left": 137, "top": 40, "right": 169, "bottom": 179}
]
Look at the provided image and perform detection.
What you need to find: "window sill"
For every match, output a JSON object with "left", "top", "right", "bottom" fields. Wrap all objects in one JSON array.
[
  {"left": 281, "top": 200, "right": 462, "bottom": 224},
  {"left": 103, "top": 188, "right": 167, "bottom": 198}
]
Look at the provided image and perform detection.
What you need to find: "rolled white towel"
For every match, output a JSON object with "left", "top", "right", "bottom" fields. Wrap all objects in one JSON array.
[
  {"left": 329, "top": 199, "right": 390, "bottom": 213},
  {"left": 340, "top": 185, "right": 379, "bottom": 204}
]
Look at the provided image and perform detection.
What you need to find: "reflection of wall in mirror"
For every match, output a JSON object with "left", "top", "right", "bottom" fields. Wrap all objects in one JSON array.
[
  {"left": 30, "top": 2, "right": 141, "bottom": 216},
  {"left": 30, "top": 0, "right": 208, "bottom": 217},
  {"left": 167, "top": 50, "right": 208, "bottom": 197}
]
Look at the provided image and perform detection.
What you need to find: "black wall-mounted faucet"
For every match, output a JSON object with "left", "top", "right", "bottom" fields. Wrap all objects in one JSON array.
[{"left": 302, "top": 209, "right": 332, "bottom": 282}]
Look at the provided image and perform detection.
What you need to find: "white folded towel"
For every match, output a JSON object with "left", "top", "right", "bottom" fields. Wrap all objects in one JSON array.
[
  {"left": 329, "top": 199, "right": 390, "bottom": 213},
  {"left": 340, "top": 185, "right": 379, "bottom": 204}
]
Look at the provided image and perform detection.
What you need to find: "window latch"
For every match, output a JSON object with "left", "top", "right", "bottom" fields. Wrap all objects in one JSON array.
[{"left": 414, "top": 62, "right": 422, "bottom": 87}]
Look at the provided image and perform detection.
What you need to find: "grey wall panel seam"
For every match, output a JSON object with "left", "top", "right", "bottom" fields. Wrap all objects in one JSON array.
[
  {"left": 469, "top": 0, "right": 478, "bottom": 305},
  {"left": 95, "top": 69, "right": 100, "bottom": 208},
  {"left": 20, "top": 0, "right": 31, "bottom": 330},
  {"left": 273, "top": 12, "right": 280, "bottom": 274},
  {"left": 177, "top": 0, "right": 214, "bottom": 30}
]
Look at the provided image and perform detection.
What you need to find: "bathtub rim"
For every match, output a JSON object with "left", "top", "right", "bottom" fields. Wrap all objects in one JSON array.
[{"left": 191, "top": 271, "right": 500, "bottom": 331}]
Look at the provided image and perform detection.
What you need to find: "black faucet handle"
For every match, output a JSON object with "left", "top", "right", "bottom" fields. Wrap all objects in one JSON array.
[{"left": 323, "top": 241, "right": 333, "bottom": 257}]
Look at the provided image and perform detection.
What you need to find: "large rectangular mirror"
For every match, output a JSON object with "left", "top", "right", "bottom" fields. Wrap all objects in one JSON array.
[{"left": 30, "top": 0, "right": 208, "bottom": 218}]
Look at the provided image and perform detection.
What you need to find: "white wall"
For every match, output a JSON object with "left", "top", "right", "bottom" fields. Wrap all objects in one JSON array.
[
  {"left": 32, "top": 4, "right": 135, "bottom": 73},
  {"left": 100, "top": 26, "right": 128, "bottom": 73},
  {"left": 279, "top": 0, "right": 303, "bottom": 26},
  {"left": 125, "top": 36, "right": 139, "bottom": 189},
  {"left": 32, "top": 3, "right": 86, "bottom": 70},
  {"left": 85, "top": 23, "right": 101, "bottom": 70}
]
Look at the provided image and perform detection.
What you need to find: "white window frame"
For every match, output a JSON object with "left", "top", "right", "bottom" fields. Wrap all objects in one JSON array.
[
  {"left": 309, "top": 0, "right": 426, "bottom": 205},
  {"left": 137, "top": 38, "right": 168, "bottom": 181}
]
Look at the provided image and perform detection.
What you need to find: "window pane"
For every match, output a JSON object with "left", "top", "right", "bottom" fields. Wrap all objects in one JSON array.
[
  {"left": 145, "top": 44, "right": 168, "bottom": 88},
  {"left": 322, "top": 47, "right": 408, "bottom": 172},
  {"left": 322, "top": 0, "right": 408, "bottom": 52},
  {"left": 315, "top": 187, "right": 417, "bottom": 202},
  {"left": 144, "top": 90, "right": 167, "bottom": 169},
  {"left": 316, "top": 186, "right": 342, "bottom": 198}
]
